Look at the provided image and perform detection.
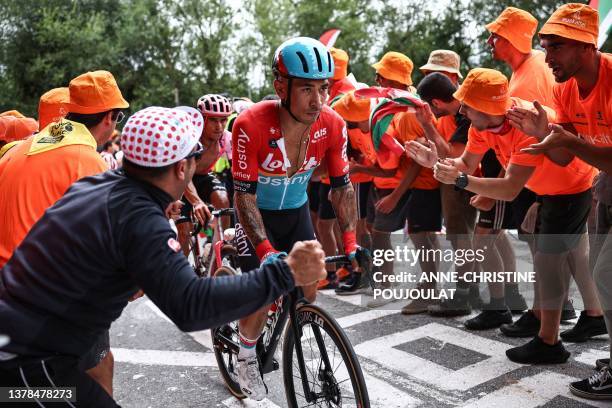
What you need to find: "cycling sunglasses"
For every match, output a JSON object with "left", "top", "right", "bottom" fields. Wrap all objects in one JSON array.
[{"left": 184, "top": 142, "right": 204, "bottom": 161}]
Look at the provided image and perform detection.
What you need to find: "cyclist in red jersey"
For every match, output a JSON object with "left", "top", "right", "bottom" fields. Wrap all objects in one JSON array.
[{"left": 231, "top": 37, "right": 359, "bottom": 400}]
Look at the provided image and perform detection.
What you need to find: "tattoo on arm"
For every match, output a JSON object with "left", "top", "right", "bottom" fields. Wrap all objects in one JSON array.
[
  {"left": 330, "top": 184, "right": 357, "bottom": 232},
  {"left": 234, "top": 191, "right": 268, "bottom": 246}
]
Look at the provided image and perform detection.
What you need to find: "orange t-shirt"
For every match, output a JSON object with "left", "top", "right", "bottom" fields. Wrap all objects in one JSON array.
[
  {"left": 465, "top": 99, "right": 594, "bottom": 196},
  {"left": 0, "top": 137, "right": 107, "bottom": 267},
  {"left": 436, "top": 115, "right": 457, "bottom": 142},
  {"left": 376, "top": 111, "right": 438, "bottom": 190},
  {"left": 509, "top": 50, "right": 555, "bottom": 108},
  {"left": 347, "top": 128, "right": 374, "bottom": 184},
  {"left": 553, "top": 53, "right": 612, "bottom": 147}
]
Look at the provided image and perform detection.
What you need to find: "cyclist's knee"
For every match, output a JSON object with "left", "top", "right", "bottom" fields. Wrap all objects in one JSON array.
[{"left": 211, "top": 191, "right": 230, "bottom": 208}]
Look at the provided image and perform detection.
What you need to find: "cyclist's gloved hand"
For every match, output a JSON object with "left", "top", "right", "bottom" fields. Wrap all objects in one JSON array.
[
  {"left": 256, "top": 239, "right": 287, "bottom": 265},
  {"left": 262, "top": 251, "right": 288, "bottom": 266}
]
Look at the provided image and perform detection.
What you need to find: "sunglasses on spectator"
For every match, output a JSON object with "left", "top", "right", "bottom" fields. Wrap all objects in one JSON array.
[
  {"left": 113, "top": 111, "right": 125, "bottom": 123},
  {"left": 184, "top": 142, "right": 204, "bottom": 161}
]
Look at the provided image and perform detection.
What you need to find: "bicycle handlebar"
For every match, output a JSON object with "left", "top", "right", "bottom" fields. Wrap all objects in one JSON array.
[{"left": 324, "top": 248, "right": 372, "bottom": 276}]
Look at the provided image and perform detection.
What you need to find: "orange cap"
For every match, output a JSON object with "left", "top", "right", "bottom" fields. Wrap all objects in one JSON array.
[
  {"left": 0, "top": 115, "right": 38, "bottom": 142},
  {"left": 539, "top": 3, "right": 599, "bottom": 46},
  {"left": 332, "top": 91, "right": 371, "bottom": 122},
  {"left": 67, "top": 70, "right": 129, "bottom": 114},
  {"left": 38, "top": 87, "right": 70, "bottom": 129},
  {"left": 453, "top": 68, "right": 511, "bottom": 116},
  {"left": 372, "top": 52, "right": 414, "bottom": 86},
  {"left": 0, "top": 110, "right": 25, "bottom": 118},
  {"left": 330, "top": 47, "right": 349, "bottom": 80},
  {"left": 486, "top": 7, "right": 538, "bottom": 54}
]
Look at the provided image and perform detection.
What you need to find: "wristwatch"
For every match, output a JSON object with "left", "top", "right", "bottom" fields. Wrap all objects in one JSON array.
[{"left": 454, "top": 172, "right": 469, "bottom": 189}]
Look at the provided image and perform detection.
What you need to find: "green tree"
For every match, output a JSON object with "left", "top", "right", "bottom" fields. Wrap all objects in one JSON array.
[{"left": 380, "top": 1, "right": 474, "bottom": 86}]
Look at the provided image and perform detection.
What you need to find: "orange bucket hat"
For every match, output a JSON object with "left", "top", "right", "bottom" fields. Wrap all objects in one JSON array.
[
  {"left": 0, "top": 110, "right": 26, "bottom": 118},
  {"left": 66, "top": 70, "right": 129, "bottom": 114},
  {"left": 38, "top": 87, "right": 70, "bottom": 129},
  {"left": 332, "top": 91, "right": 371, "bottom": 122},
  {"left": 0, "top": 115, "right": 38, "bottom": 142},
  {"left": 486, "top": 7, "right": 538, "bottom": 54},
  {"left": 539, "top": 3, "right": 599, "bottom": 47},
  {"left": 453, "top": 68, "right": 512, "bottom": 116},
  {"left": 330, "top": 47, "right": 349, "bottom": 81},
  {"left": 372, "top": 52, "right": 414, "bottom": 86}
]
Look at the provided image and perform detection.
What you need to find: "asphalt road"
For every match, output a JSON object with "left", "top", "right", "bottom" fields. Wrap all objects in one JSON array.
[{"left": 110, "top": 233, "right": 610, "bottom": 407}]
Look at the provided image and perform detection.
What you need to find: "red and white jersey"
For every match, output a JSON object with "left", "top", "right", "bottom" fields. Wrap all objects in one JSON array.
[{"left": 232, "top": 101, "right": 349, "bottom": 210}]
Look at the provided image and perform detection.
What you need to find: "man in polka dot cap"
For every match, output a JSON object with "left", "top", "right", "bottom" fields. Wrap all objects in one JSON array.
[
  {"left": 0, "top": 105, "right": 326, "bottom": 406},
  {"left": 121, "top": 106, "right": 203, "bottom": 167}
]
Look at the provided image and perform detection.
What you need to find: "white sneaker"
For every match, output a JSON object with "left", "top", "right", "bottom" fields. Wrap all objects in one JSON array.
[{"left": 237, "top": 355, "right": 267, "bottom": 401}]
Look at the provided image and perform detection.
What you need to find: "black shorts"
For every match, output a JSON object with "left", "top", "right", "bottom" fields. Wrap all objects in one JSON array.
[
  {"left": 78, "top": 330, "right": 110, "bottom": 371},
  {"left": 318, "top": 183, "right": 336, "bottom": 220},
  {"left": 536, "top": 189, "right": 592, "bottom": 253},
  {"left": 308, "top": 181, "right": 321, "bottom": 213},
  {"left": 181, "top": 172, "right": 227, "bottom": 216},
  {"left": 234, "top": 203, "right": 316, "bottom": 272},
  {"left": 478, "top": 188, "right": 537, "bottom": 232},
  {"left": 355, "top": 182, "right": 371, "bottom": 220},
  {"left": 367, "top": 187, "right": 442, "bottom": 233}
]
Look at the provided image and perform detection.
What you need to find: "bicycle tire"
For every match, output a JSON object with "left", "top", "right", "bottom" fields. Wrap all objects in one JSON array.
[
  {"left": 211, "top": 252, "right": 244, "bottom": 399},
  {"left": 282, "top": 304, "right": 369, "bottom": 408}
]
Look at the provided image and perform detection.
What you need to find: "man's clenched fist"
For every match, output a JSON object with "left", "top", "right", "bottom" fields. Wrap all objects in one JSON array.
[{"left": 286, "top": 240, "right": 327, "bottom": 286}]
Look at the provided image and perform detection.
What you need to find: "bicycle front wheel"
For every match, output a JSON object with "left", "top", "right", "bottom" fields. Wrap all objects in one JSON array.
[{"left": 282, "top": 304, "right": 369, "bottom": 408}]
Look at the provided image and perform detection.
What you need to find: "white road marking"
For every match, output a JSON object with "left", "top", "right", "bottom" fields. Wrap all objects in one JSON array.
[
  {"left": 354, "top": 322, "right": 522, "bottom": 391},
  {"left": 360, "top": 359, "right": 463, "bottom": 406},
  {"left": 318, "top": 289, "right": 365, "bottom": 307},
  {"left": 221, "top": 396, "right": 282, "bottom": 407},
  {"left": 336, "top": 309, "right": 398, "bottom": 328},
  {"left": 574, "top": 348, "right": 609, "bottom": 367},
  {"left": 112, "top": 348, "right": 217, "bottom": 367},
  {"left": 461, "top": 371, "right": 611, "bottom": 407},
  {"left": 145, "top": 300, "right": 213, "bottom": 350}
]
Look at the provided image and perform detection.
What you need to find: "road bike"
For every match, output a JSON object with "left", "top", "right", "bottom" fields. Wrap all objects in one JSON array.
[
  {"left": 211, "top": 249, "right": 372, "bottom": 407},
  {"left": 175, "top": 207, "right": 237, "bottom": 278}
]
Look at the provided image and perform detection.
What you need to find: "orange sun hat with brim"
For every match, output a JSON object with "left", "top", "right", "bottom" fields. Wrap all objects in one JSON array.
[
  {"left": 539, "top": 3, "right": 599, "bottom": 47},
  {"left": 0, "top": 115, "right": 38, "bottom": 142},
  {"left": 330, "top": 47, "right": 349, "bottom": 80},
  {"left": 0, "top": 110, "right": 26, "bottom": 118},
  {"left": 453, "top": 68, "right": 512, "bottom": 116},
  {"left": 38, "top": 87, "right": 70, "bottom": 129},
  {"left": 332, "top": 91, "right": 371, "bottom": 122},
  {"left": 420, "top": 50, "right": 463, "bottom": 78},
  {"left": 66, "top": 70, "right": 129, "bottom": 114},
  {"left": 486, "top": 7, "right": 538, "bottom": 54},
  {"left": 372, "top": 52, "right": 414, "bottom": 86}
]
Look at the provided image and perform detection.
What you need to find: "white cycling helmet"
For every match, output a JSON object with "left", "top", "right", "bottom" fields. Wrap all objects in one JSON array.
[
  {"left": 196, "top": 94, "right": 233, "bottom": 117},
  {"left": 233, "top": 98, "right": 254, "bottom": 115}
]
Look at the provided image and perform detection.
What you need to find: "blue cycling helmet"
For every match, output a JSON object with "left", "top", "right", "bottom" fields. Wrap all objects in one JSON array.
[{"left": 272, "top": 37, "right": 334, "bottom": 80}]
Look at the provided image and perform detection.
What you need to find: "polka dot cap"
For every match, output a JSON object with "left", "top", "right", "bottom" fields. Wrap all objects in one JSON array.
[{"left": 121, "top": 106, "right": 203, "bottom": 167}]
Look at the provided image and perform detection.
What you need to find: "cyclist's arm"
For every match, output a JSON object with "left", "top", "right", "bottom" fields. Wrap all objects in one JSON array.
[
  {"left": 327, "top": 123, "right": 358, "bottom": 253},
  {"left": 234, "top": 190, "right": 269, "bottom": 252},
  {"left": 183, "top": 181, "right": 204, "bottom": 206},
  {"left": 121, "top": 206, "right": 294, "bottom": 332}
]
